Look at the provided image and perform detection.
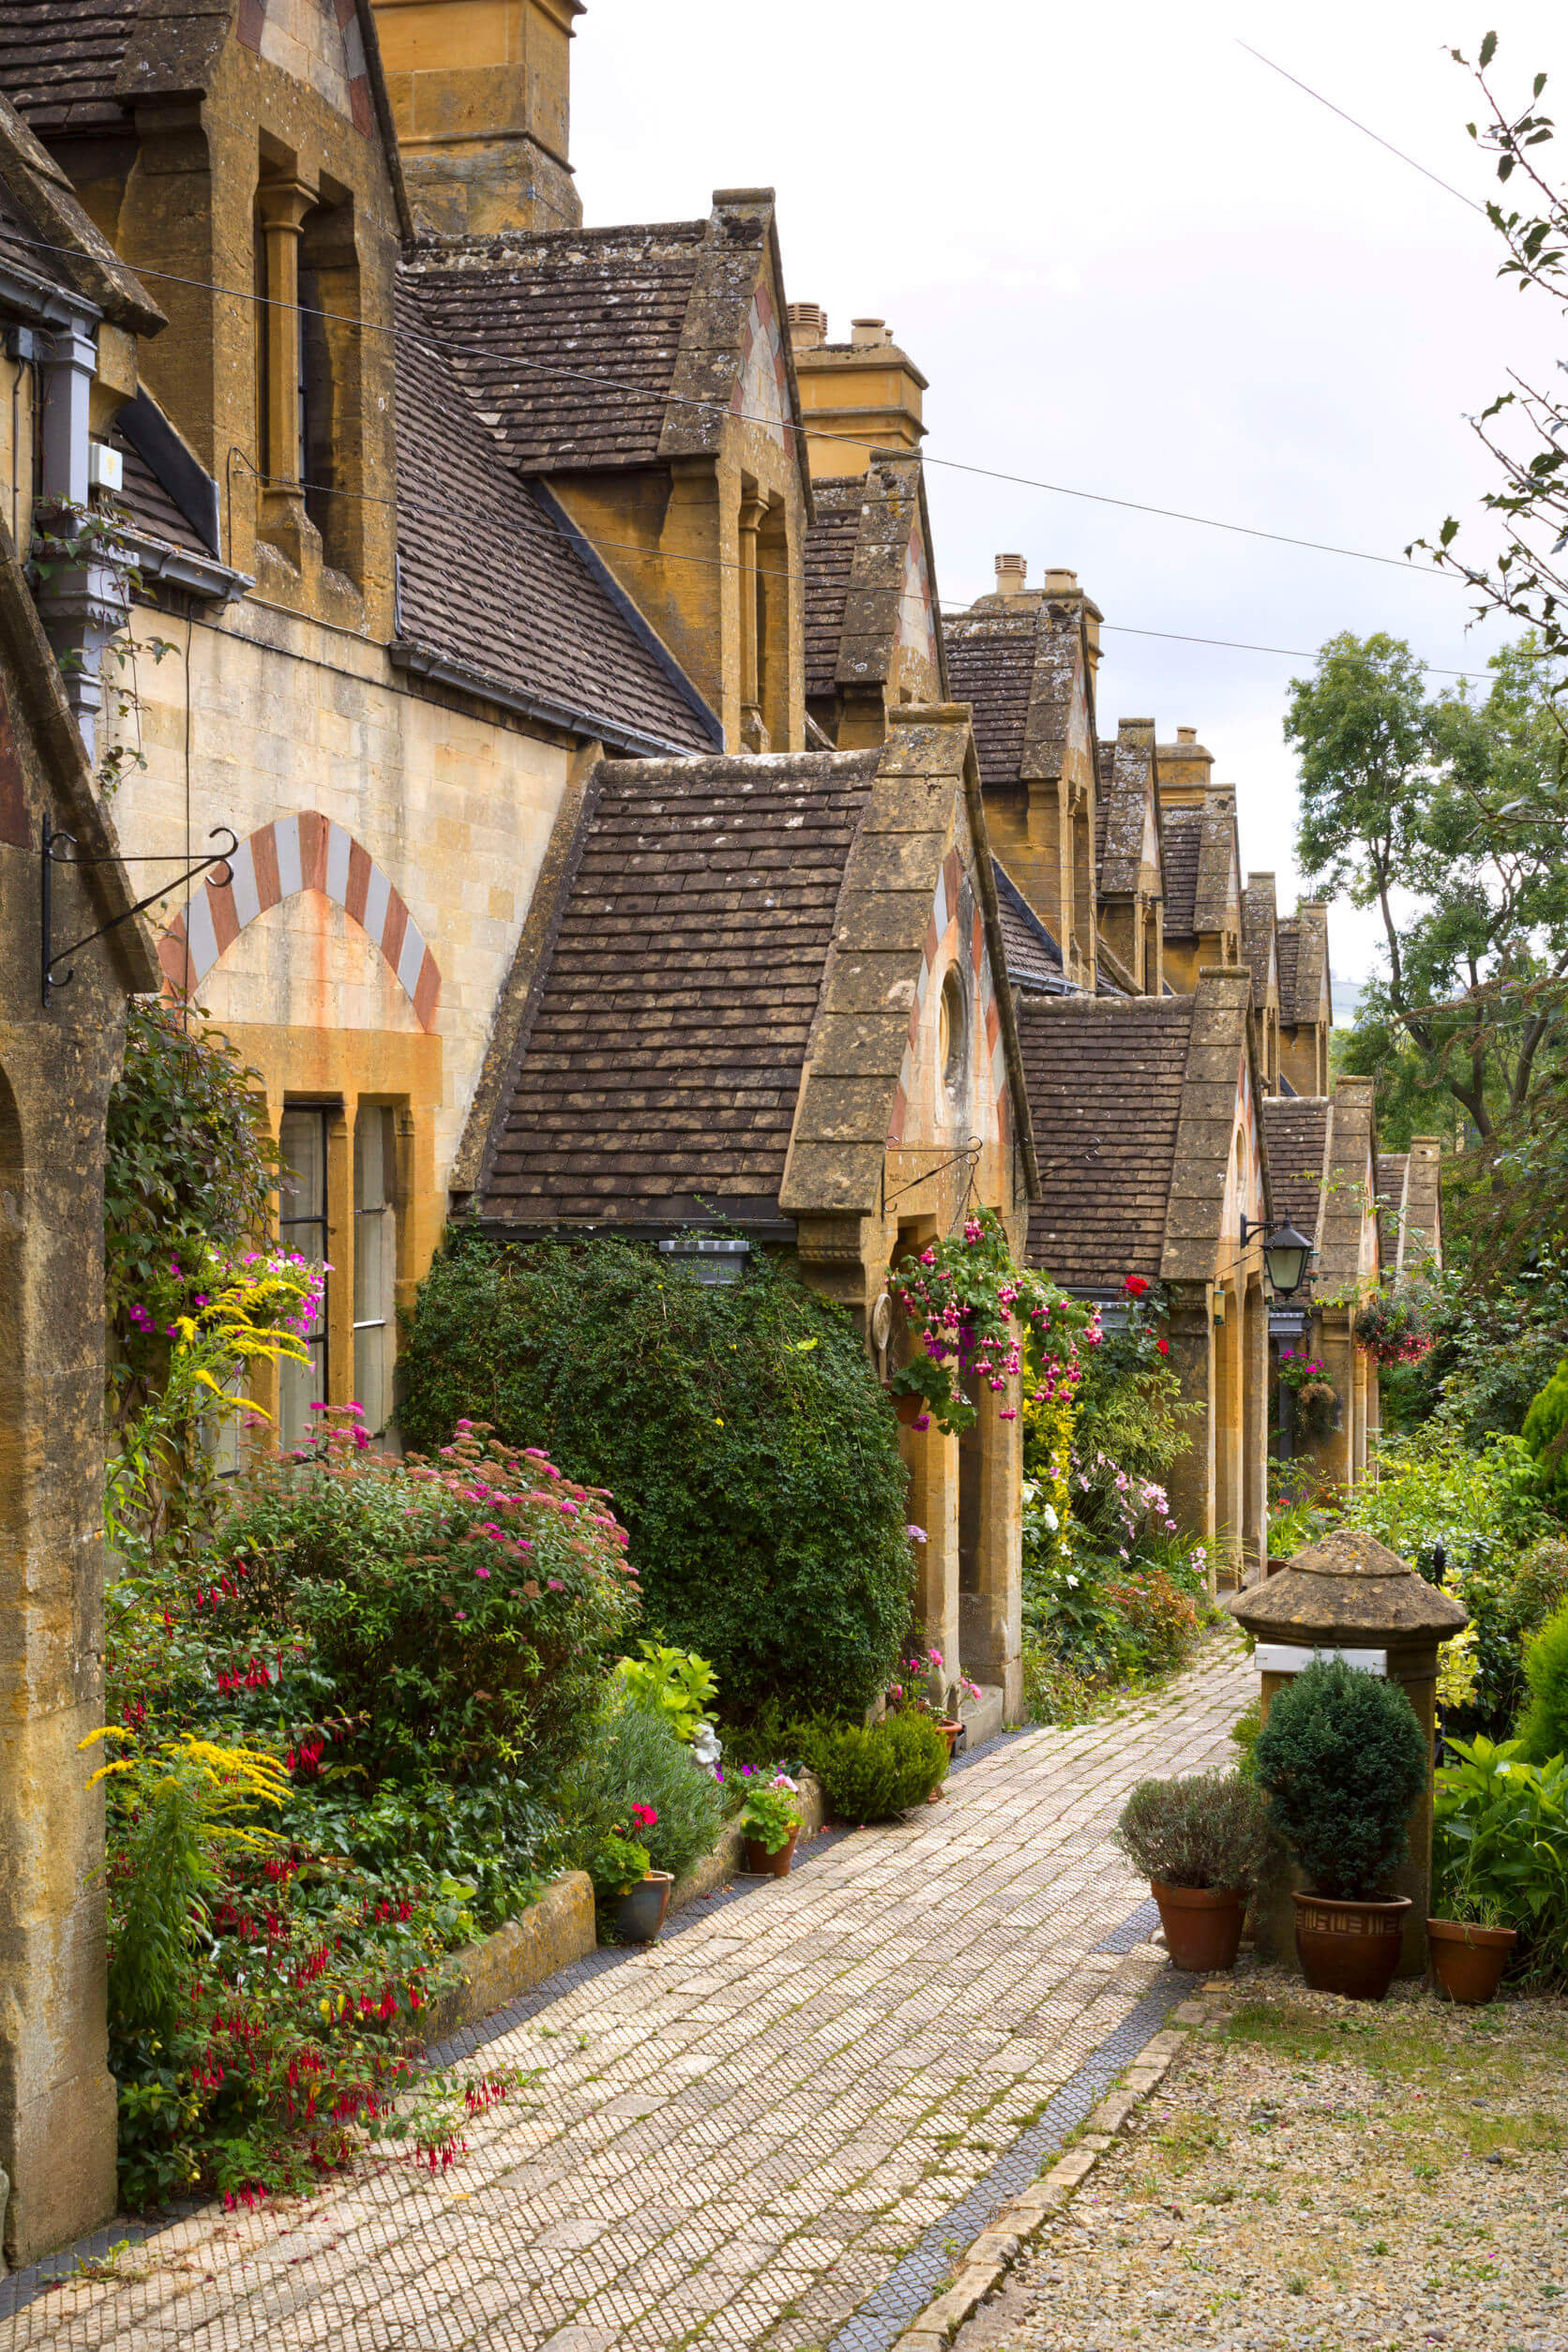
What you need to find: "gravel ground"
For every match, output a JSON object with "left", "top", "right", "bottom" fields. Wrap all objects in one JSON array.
[{"left": 957, "top": 1966, "right": 1568, "bottom": 2352}]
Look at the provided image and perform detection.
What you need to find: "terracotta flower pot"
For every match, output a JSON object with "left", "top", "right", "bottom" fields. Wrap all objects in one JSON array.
[
  {"left": 1151, "top": 1881, "right": 1246, "bottom": 1974},
  {"left": 744, "top": 1828, "right": 799, "bottom": 1877},
  {"left": 936, "top": 1718, "right": 963, "bottom": 1758},
  {"left": 613, "top": 1870, "right": 673, "bottom": 1943},
  {"left": 1292, "top": 1891, "right": 1410, "bottom": 2001},
  {"left": 1427, "top": 1917, "right": 1516, "bottom": 2006},
  {"left": 884, "top": 1384, "right": 927, "bottom": 1428}
]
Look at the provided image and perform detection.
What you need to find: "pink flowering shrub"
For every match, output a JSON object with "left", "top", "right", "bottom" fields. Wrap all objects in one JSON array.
[{"left": 209, "top": 1412, "right": 641, "bottom": 1781}]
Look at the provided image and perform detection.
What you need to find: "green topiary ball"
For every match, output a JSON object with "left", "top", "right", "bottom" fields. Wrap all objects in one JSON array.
[
  {"left": 1253, "top": 1658, "right": 1428, "bottom": 1901},
  {"left": 1517, "top": 1598, "right": 1568, "bottom": 1765}
]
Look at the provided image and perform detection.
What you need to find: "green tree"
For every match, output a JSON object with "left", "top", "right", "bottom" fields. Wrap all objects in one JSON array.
[
  {"left": 1410, "top": 32, "right": 1568, "bottom": 667},
  {"left": 1286, "top": 631, "right": 1568, "bottom": 1147}
]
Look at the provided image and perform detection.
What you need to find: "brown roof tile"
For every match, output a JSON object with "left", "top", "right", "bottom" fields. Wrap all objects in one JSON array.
[
  {"left": 992, "top": 857, "right": 1064, "bottom": 992},
  {"left": 0, "top": 0, "right": 142, "bottom": 136},
  {"left": 399, "top": 222, "right": 709, "bottom": 475},
  {"left": 391, "top": 283, "right": 715, "bottom": 755},
  {"left": 479, "top": 749, "right": 882, "bottom": 1223},
  {"left": 1161, "top": 807, "right": 1201, "bottom": 937},
  {"left": 804, "top": 480, "right": 864, "bottom": 701},
  {"left": 1018, "top": 996, "right": 1195, "bottom": 1284},
  {"left": 1261, "top": 1095, "right": 1330, "bottom": 1245},
  {"left": 943, "top": 611, "right": 1034, "bottom": 792}
]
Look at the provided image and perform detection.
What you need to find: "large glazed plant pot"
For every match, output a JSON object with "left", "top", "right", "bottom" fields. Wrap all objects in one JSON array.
[
  {"left": 1292, "top": 1891, "right": 1410, "bottom": 2000},
  {"left": 1152, "top": 1882, "right": 1246, "bottom": 1973},
  {"left": 1427, "top": 1918, "right": 1516, "bottom": 2007},
  {"left": 744, "top": 1829, "right": 799, "bottom": 1878},
  {"left": 613, "top": 1871, "right": 673, "bottom": 1944}
]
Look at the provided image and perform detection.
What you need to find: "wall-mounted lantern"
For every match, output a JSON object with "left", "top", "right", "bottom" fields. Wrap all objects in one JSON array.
[{"left": 1242, "top": 1215, "right": 1315, "bottom": 1301}]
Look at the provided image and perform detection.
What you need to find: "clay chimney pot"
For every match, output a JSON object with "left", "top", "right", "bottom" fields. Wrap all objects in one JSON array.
[
  {"left": 788, "top": 301, "right": 826, "bottom": 351},
  {"left": 850, "top": 317, "right": 889, "bottom": 347},
  {"left": 995, "top": 553, "right": 1027, "bottom": 596}
]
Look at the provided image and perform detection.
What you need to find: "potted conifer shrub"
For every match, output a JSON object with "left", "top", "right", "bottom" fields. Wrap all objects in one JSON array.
[
  {"left": 1113, "top": 1771, "right": 1275, "bottom": 1972},
  {"left": 1254, "top": 1658, "right": 1428, "bottom": 2000}
]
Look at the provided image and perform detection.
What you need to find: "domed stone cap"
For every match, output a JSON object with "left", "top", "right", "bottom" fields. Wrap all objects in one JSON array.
[{"left": 1228, "top": 1528, "right": 1468, "bottom": 1641}]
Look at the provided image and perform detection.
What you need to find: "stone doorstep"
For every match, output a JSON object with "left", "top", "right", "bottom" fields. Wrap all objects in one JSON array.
[
  {"left": 890, "top": 1984, "right": 1229, "bottom": 2350},
  {"left": 420, "top": 1772, "right": 830, "bottom": 2047}
]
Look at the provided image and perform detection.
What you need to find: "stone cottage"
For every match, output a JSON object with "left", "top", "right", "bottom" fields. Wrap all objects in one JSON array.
[
  {"left": 1017, "top": 968, "right": 1272, "bottom": 1587},
  {"left": 466, "top": 706, "right": 1039, "bottom": 1720},
  {"left": 1261, "top": 1076, "right": 1384, "bottom": 1487}
]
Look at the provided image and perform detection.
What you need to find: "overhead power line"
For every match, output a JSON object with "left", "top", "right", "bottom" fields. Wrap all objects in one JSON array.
[
  {"left": 8, "top": 226, "right": 1459, "bottom": 584},
  {"left": 1236, "top": 40, "right": 1488, "bottom": 216}
]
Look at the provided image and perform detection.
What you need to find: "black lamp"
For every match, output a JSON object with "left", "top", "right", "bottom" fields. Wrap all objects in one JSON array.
[{"left": 1242, "top": 1215, "right": 1315, "bottom": 1300}]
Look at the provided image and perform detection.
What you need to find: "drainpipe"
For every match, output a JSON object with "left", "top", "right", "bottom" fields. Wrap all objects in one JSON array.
[{"left": 34, "top": 310, "right": 128, "bottom": 763}]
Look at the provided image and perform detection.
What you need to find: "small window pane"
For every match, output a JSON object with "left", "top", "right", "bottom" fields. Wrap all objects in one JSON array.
[
  {"left": 279, "top": 1106, "right": 330, "bottom": 1453},
  {"left": 353, "top": 1106, "right": 397, "bottom": 1438}
]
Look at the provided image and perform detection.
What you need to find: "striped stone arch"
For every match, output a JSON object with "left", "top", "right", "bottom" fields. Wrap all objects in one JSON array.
[{"left": 158, "top": 811, "right": 441, "bottom": 1031}]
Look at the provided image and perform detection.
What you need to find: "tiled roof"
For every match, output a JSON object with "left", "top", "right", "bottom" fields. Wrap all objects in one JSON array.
[
  {"left": 1377, "top": 1151, "right": 1408, "bottom": 1273},
  {"left": 1161, "top": 807, "right": 1201, "bottom": 937},
  {"left": 1276, "top": 906, "right": 1330, "bottom": 1028},
  {"left": 1261, "top": 1095, "right": 1330, "bottom": 1245},
  {"left": 392, "top": 287, "right": 716, "bottom": 755},
  {"left": 1018, "top": 996, "right": 1195, "bottom": 1285},
  {"left": 804, "top": 481, "right": 864, "bottom": 702},
  {"left": 0, "top": 0, "right": 141, "bottom": 136},
  {"left": 108, "top": 423, "right": 208, "bottom": 556},
  {"left": 1275, "top": 918, "right": 1300, "bottom": 1018},
  {"left": 399, "top": 224, "right": 709, "bottom": 475},
  {"left": 1242, "top": 875, "right": 1277, "bottom": 1007},
  {"left": 944, "top": 611, "right": 1034, "bottom": 792},
  {"left": 992, "top": 857, "right": 1066, "bottom": 993},
  {"left": 478, "top": 749, "right": 882, "bottom": 1224},
  {"left": 0, "top": 87, "right": 162, "bottom": 330}
]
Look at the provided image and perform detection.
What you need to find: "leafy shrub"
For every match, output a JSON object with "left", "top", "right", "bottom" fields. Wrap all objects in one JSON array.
[
  {"left": 1455, "top": 1536, "right": 1568, "bottom": 1733},
  {"left": 795, "top": 1713, "right": 948, "bottom": 1820},
  {"left": 1071, "top": 1275, "right": 1189, "bottom": 1481},
  {"left": 1020, "top": 1641, "right": 1096, "bottom": 1726},
  {"left": 1105, "top": 1567, "right": 1199, "bottom": 1677},
  {"left": 1343, "top": 1425, "right": 1547, "bottom": 1576},
  {"left": 104, "top": 1003, "right": 279, "bottom": 1389},
  {"left": 1113, "top": 1771, "right": 1275, "bottom": 1891},
  {"left": 1518, "top": 1600, "right": 1568, "bottom": 1764},
  {"left": 1022, "top": 1540, "right": 1125, "bottom": 1681},
  {"left": 616, "top": 1641, "right": 717, "bottom": 1743},
  {"left": 1434, "top": 1736, "right": 1568, "bottom": 1984},
  {"left": 1253, "top": 1659, "right": 1428, "bottom": 1900},
  {"left": 399, "top": 1232, "right": 914, "bottom": 1720},
  {"left": 212, "top": 1415, "right": 639, "bottom": 1782},
  {"left": 1522, "top": 1354, "right": 1568, "bottom": 1504},
  {"left": 89, "top": 1733, "right": 494, "bottom": 2208},
  {"left": 1229, "top": 1697, "right": 1261, "bottom": 1779},
  {"left": 562, "top": 1696, "right": 728, "bottom": 1889}
]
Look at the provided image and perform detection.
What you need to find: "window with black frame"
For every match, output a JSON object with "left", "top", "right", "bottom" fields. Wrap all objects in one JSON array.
[{"left": 278, "top": 1104, "right": 331, "bottom": 1450}]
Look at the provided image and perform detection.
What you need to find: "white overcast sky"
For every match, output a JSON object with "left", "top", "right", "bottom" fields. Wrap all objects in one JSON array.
[{"left": 570, "top": 1, "right": 1565, "bottom": 996}]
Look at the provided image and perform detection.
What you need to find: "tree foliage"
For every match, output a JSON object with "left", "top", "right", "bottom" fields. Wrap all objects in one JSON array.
[
  {"left": 1410, "top": 33, "right": 1568, "bottom": 665},
  {"left": 1289, "top": 631, "right": 1568, "bottom": 1151},
  {"left": 398, "top": 1230, "right": 915, "bottom": 1721}
]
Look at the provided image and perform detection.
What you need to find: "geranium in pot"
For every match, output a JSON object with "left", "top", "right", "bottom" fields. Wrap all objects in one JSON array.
[
  {"left": 738, "top": 1772, "right": 804, "bottom": 1877},
  {"left": 589, "top": 1826, "right": 671, "bottom": 1944},
  {"left": 1254, "top": 1658, "right": 1428, "bottom": 2000},
  {"left": 1113, "top": 1770, "right": 1275, "bottom": 1972}
]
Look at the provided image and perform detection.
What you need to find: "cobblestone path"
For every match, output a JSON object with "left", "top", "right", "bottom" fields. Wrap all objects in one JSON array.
[{"left": 8, "top": 1639, "right": 1253, "bottom": 2352}]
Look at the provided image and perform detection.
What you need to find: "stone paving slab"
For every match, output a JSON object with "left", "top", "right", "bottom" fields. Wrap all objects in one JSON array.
[{"left": 3, "top": 1639, "right": 1254, "bottom": 2352}]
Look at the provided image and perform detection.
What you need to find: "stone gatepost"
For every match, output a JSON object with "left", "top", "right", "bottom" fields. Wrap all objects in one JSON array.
[
  {"left": 1229, "top": 1529, "right": 1467, "bottom": 1978},
  {"left": 957, "top": 1370, "right": 1024, "bottom": 1722},
  {"left": 1163, "top": 1284, "right": 1216, "bottom": 1591}
]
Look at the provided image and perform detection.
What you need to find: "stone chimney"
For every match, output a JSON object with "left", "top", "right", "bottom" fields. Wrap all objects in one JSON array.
[
  {"left": 995, "top": 553, "right": 1028, "bottom": 598},
  {"left": 790, "top": 303, "right": 927, "bottom": 481},
  {"left": 1043, "top": 566, "right": 1078, "bottom": 596},
  {"left": 372, "top": 0, "right": 585, "bottom": 236},
  {"left": 787, "top": 302, "right": 826, "bottom": 351}
]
